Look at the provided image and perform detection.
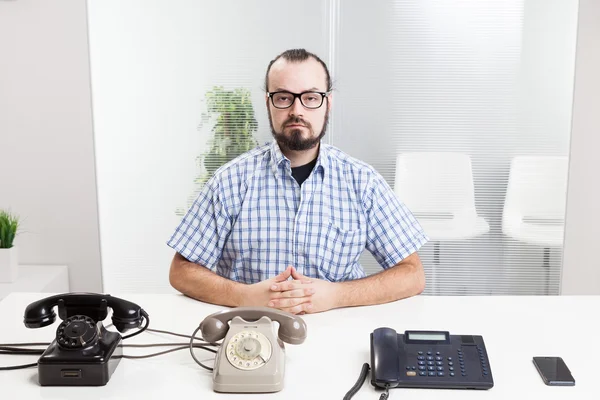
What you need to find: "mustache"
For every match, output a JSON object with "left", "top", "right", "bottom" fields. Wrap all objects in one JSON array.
[{"left": 283, "top": 116, "right": 310, "bottom": 128}]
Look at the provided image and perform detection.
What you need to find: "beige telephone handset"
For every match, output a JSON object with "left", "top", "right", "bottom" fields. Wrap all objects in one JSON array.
[{"left": 199, "top": 307, "right": 307, "bottom": 393}]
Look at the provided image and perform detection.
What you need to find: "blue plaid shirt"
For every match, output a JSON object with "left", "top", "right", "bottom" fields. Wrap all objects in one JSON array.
[{"left": 167, "top": 140, "right": 428, "bottom": 283}]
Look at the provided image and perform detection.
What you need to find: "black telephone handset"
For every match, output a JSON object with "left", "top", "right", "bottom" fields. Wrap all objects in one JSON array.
[
  {"left": 23, "top": 293, "right": 148, "bottom": 386},
  {"left": 370, "top": 328, "right": 401, "bottom": 389}
]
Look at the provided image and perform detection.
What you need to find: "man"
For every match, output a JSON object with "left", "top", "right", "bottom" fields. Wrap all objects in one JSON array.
[{"left": 167, "top": 49, "right": 428, "bottom": 314}]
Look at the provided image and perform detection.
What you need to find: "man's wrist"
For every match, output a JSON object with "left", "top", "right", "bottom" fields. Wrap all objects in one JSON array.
[
  {"left": 235, "top": 282, "right": 250, "bottom": 307},
  {"left": 331, "top": 281, "right": 347, "bottom": 309}
]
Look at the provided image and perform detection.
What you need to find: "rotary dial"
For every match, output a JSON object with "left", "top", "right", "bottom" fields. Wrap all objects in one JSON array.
[{"left": 225, "top": 330, "right": 272, "bottom": 370}]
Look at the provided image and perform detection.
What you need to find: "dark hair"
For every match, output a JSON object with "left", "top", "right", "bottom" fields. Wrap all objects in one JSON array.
[{"left": 264, "top": 49, "right": 332, "bottom": 93}]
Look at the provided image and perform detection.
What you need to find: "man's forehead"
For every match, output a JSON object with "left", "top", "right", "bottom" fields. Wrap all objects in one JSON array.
[{"left": 268, "top": 58, "right": 327, "bottom": 90}]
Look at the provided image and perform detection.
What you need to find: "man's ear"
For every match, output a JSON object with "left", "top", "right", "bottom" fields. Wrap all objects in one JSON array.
[{"left": 327, "top": 92, "right": 333, "bottom": 111}]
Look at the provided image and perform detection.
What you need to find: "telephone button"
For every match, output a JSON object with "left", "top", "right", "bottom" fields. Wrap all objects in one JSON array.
[
  {"left": 428, "top": 372, "right": 436, "bottom": 376},
  {"left": 417, "top": 356, "right": 425, "bottom": 360},
  {"left": 419, "top": 372, "right": 426, "bottom": 376},
  {"left": 406, "top": 366, "right": 411, "bottom": 370},
  {"left": 418, "top": 351, "right": 423, "bottom": 355},
  {"left": 449, "top": 367, "right": 454, "bottom": 371},
  {"left": 406, "top": 371, "right": 417, "bottom": 377},
  {"left": 450, "top": 372, "right": 455, "bottom": 377},
  {"left": 427, "top": 356, "right": 434, "bottom": 361},
  {"left": 427, "top": 351, "right": 432, "bottom": 355},
  {"left": 437, "top": 372, "right": 444, "bottom": 377},
  {"left": 437, "top": 367, "right": 443, "bottom": 371},
  {"left": 447, "top": 357, "right": 453, "bottom": 361},
  {"left": 427, "top": 361, "right": 434, "bottom": 366},
  {"left": 436, "top": 352, "right": 441, "bottom": 355},
  {"left": 418, "top": 361, "right": 425, "bottom": 365},
  {"left": 418, "top": 366, "right": 426, "bottom": 371},
  {"left": 436, "top": 361, "right": 443, "bottom": 366},
  {"left": 435, "top": 356, "right": 442, "bottom": 361},
  {"left": 428, "top": 366, "right": 435, "bottom": 371},
  {"left": 448, "top": 362, "right": 454, "bottom": 366}
]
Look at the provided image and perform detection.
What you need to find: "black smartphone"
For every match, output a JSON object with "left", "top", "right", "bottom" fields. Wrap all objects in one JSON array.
[{"left": 532, "top": 357, "right": 575, "bottom": 386}]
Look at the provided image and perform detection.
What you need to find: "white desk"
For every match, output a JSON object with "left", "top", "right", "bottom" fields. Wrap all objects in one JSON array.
[
  {"left": 0, "top": 293, "right": 597, "bottom": 399},
  {"left": 0, "top": 266, "right": 69, "bottom": 300}
]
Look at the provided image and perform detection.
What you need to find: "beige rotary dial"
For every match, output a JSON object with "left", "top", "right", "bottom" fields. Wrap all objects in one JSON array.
[{"left": 226, "top": 330, "right": 272, "bottom": 370}]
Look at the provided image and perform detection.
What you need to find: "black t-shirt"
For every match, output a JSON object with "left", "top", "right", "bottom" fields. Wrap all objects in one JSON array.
[{"left": 291, "top": 157, "right": 318, "bottom": 186}]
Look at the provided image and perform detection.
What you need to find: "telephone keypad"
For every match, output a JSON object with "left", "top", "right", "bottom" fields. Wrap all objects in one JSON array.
[
  {"left": 406, "top": 346, "right": 491, "bottom": 381},
  {"left": 409, "top": 349, "right": 478, "bottom": 379}
]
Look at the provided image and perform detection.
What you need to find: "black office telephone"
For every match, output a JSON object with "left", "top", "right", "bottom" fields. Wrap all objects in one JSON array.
[
  {"left": 370, "top": 328, "right": 493, "bottom": 390},
  {"left": 345, "top": 328, "right": 493, "bottom": 399},
  {"left": 23, "top": 293, "right": 148, "bottom": 386}
]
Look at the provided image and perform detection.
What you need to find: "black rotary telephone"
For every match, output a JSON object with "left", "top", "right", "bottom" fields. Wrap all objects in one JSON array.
[{"left": 23, "top": 293, "right": 148, "bottom": 386}]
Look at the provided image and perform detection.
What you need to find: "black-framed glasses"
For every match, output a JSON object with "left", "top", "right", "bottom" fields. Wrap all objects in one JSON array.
[{"left": 267, "top": 91, "right": 329, "bottom": 109}]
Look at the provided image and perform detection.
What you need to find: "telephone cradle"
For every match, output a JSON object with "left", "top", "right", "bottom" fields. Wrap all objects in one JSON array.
[
  {"left": 371, "top": 328, "right": 494, "bottom": 390},
  {"left": 199, "top": 307, "right": 307, "bottom": 393}
]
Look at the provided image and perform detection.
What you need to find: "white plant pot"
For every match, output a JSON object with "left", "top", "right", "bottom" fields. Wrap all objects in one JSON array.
[{"left": 0, "top": 246, "right": 19, "bottom": 283}]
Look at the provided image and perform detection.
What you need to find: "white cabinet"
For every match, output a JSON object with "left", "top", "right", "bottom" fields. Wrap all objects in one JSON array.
[{"left": 0, "top": 265, "right": 69, "bottom": 301}]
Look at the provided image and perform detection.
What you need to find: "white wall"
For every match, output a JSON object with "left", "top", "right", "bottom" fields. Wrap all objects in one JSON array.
[
  {"left": 0, "top": 0, "right": 102, "bottom": 292},
  {"left": 561, "top": 0, "right": 600, "bottom": 295}
]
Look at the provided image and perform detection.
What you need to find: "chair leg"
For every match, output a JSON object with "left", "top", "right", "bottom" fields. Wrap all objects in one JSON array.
[
  {"left": 543, "top": 247, "right": 550, "bottom": 295},
  {"left": 433, "top": 242, "right": 440, "bottom": 295}
]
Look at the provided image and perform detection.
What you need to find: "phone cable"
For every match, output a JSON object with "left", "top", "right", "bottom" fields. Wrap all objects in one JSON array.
[
  {"left": 343, "top": 363, "right": 390, "bottom": 400},
  {"left": 189, "top": 325, "right": 215, "bottom": 372},
  {"left": 0, "top": 326, "right": 219, "bottom": 371}
]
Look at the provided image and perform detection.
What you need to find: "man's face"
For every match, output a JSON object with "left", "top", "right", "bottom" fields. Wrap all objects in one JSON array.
[{"left": 266, "top": 58, "right": 331, "bottom": 152}]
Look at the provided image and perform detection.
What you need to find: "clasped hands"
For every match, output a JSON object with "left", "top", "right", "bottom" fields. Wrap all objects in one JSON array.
[{"left": 243, "top": 266, "right": 338, "bottom": 314}]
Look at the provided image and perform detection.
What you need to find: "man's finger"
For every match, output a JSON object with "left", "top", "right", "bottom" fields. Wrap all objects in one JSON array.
[
  {"left": 271, "top": 287, "right": 315, "bottom": 299},
  {"left": 274, "top": 266, "right": 293, "bottom": 282},
  {"left": 268, "top": 296, "right": 311, "bottom": 309},
  {"left": 278, "top": 302, "right": 313, "bottom": 315},
  {"left": 271, "top": 280, "right": 311, "bottom": 292},
  {"left": 290, "top": 267, "right": 307, "bottom": 281}
]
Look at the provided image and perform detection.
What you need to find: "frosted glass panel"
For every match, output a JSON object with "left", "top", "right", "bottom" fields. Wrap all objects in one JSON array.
[
  {"left": 332, "top": 0, "right": 577, "bottom": 295},
  {"left": 89, "top": 0, "right": 577, "bottom": 295},
  {"left": 87, "top": 0, "right": 330, "bottom": 293}
]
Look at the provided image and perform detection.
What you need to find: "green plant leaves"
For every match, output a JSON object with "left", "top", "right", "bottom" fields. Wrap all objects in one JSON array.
[
  {"left": 197, "top": 87, "right": 259, "bottom": 184},
  {"left": 0, "top": 210, "right": 19, "bottom": 249},
  {"left": 176, "top": 86, "right": 260, "bottom": 217}
]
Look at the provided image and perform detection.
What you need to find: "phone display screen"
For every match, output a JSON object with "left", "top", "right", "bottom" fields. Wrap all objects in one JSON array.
[{"left": 407, "top": 332, "right": 447, "bottom": 341}]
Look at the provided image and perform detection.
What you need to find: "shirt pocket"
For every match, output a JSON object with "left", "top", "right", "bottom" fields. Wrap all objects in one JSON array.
[{"left": 312, "top": 221, "right": 365, "bottom": 281}]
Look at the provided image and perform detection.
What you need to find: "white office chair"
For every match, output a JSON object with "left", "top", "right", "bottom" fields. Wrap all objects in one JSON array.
[
  {"left": 502, "top": 156, "right": 568, "bottom": 294},
  {"left": 394, "top": 152, "right": 489, "bottom": 293}
]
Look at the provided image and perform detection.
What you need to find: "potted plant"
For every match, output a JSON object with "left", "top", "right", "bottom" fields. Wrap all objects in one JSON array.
[
  {"left": 0, "top": 209, "right": 20, "bottom": 282},
  {"left": 176, "top": 86, "right": 259, "bottom": 216}
]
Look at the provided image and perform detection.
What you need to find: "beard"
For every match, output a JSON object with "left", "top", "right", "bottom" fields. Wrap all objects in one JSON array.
[{"left": 269, "top": 110, "right": 329, "bottom": 152}]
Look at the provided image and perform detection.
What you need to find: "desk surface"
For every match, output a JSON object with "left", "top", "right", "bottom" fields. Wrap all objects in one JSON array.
[{"left": 0, "top": 292, "right": 598, "bottom": 399}]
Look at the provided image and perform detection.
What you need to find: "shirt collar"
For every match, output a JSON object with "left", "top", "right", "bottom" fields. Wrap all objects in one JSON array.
[{"left": 269, "top": 140, "right": 330, "bottom": 178}]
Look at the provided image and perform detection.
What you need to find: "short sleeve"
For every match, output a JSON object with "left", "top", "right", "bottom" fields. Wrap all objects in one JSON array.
[
  {"left": 166, "top": 179, "right": 232, "bottom": 271},
  {"left": 364, "top": 173, "right": 429, "bottom": 268}
]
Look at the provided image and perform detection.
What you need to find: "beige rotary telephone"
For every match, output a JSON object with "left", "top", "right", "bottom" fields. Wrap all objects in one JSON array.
[{"left": 199, "top": 307, "right": 307, "bottom": 393}]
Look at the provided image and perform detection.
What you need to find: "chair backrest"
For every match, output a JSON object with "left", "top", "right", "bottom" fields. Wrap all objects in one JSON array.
[
  {"left": 503, "top": 156, "right": 569, "bottom": 222},
  {"left": 394, "top": 152, "right": 478, "bottom": 219}
]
